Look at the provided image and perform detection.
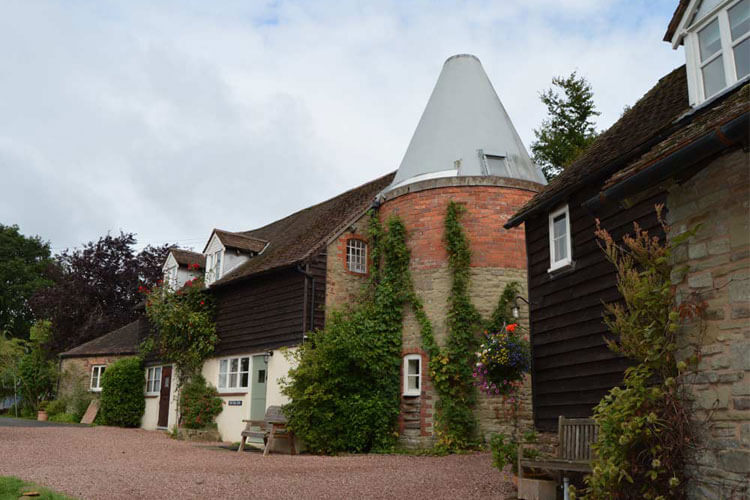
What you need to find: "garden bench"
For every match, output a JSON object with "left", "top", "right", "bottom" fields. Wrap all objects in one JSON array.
[
  {"left": 237, "top": 405, "right": 296, "bottom": 456},
  {"left": 518, "top": 416, "right": 598, "bottom": 481}
]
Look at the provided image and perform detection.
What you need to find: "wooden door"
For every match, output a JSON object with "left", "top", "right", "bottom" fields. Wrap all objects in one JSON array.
[{"left": 157, "top": 365, "right": 172, "bottom": 428}]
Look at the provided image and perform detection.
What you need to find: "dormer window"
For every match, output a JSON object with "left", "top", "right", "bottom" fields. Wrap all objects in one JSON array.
[
  {"left": 346, "top": 239, "right": 367, "bottom": 274},
  {"left": 164, "top": 266, "right": 177, "bottom": 289},
  {"left": 206, "top": 249, "right": 224, "bottom": 284},
  {"left": 684, "top": 0, "right": 749, "bottom": 104}
]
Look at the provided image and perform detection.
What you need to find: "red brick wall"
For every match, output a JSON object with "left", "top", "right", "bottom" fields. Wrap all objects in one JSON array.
[{"left": 379, "top": 186, "right": 535, "bottom": 270}]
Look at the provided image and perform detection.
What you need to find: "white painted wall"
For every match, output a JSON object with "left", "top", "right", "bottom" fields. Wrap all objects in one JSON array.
[{"left": 140, "top": 363, "right": 179, "bottom": 432}]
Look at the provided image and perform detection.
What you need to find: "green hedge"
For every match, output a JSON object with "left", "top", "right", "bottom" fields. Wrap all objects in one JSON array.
[{"left": 100, "top": 357, "right": 145, "bottom": 427}]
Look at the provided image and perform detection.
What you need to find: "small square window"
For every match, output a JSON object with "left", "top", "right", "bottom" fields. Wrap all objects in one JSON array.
[
  {"left": 548, "top": 205, "right": 572, "bottom": 272},
  {"left": 346, "top": 239, "right": 368, "bottom": 274},
  {"left": 403, "top": 354, "right": 421, "bottom": 396}
]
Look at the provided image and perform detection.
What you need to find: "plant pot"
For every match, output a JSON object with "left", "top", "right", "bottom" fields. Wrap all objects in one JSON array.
[
  {"left": 517, "top": 476, "right": 557, "bottom": 500},
  {"left": 37, "top": 410, "right": 48, "bottom": 422}
]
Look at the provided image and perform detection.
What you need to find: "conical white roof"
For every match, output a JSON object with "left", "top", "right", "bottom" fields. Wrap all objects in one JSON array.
[{"left": 385, "top": 54, "right": 546, "bottom": 193}]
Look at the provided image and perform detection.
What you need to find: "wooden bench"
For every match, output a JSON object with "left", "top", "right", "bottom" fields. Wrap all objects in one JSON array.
[
  {"left": 237, "top": 405, "right": 296, "bottom": 456},
  {"left": 518, "top": 416, "right": 598, "bottom": 481}
]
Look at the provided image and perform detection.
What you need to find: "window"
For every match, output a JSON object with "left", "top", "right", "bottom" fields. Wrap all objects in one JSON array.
[
  {"left": 548, "top": 205, "right": 572, "bottom": 271},
  {"left": 90, "top": 365, "right": 106, "bottom": 392},
  {"left": 346, "top": 239, "right": 367, "bottom": 274},
  {"left": 146, "top": 366, "right": 162, "bottom": 395},
  {"left": 206, "top": 249, "right": 224, "bottom": 284},
  {"left": 164, "top": 266, "right": 177, "bottom": 289},
  {"left": 685, "top": 0, "right": 750, "bottom": 103},
  {"left": 403, "top": 354, "right": 421, "bottom": 396},
  {"left": 218, "top": 356, "right": 250, "bottom": 391}
]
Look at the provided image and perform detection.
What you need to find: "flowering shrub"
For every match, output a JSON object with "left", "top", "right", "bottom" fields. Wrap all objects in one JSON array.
[
  {"left": 179, "top": 374, "right": 223, "bottom": 429},
  {"left": 474, "top": 323, "right": 531, "bottom": 397}
]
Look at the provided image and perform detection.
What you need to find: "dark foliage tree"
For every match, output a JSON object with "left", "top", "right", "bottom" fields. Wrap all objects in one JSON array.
[
  {"left": 531, "top": 71, "right": 600, "bottom": 180},
  {"left": 30, "top": 232, "right": 172, "bottom": 354},
  {"left": 0, "top": 224, "right": 54, "bottom": 339}
]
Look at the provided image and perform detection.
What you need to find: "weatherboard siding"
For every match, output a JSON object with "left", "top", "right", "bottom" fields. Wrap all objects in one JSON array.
[{"left": 525, "top": 186, "right": 666, "bottom": 431}]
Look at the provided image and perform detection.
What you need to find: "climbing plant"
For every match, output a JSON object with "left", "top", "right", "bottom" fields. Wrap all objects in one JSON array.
[
  {"left": 141, "top": 278, "right": 218, "bottom": 383},
  {"left": 571, "top": 207, "right": 702, "bottom": 499},
  {"left": 282, "top": 215, "right": 410, "bottom": 454}
]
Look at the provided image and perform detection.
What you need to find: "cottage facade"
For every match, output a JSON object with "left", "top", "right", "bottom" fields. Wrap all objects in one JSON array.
[{"left": 507, "top": 0, "right": 749, "bottom": 495}]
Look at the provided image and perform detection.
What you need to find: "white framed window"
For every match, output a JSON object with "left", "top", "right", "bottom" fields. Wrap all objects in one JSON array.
[
  {"left": 346, "top": 239, "right": 367, "bottom": 274},
  {"left": 684, "top": 0, "right": 749, "bottom": 104},
  {"left": 90, "top": 365, "right": 106, "bottom": 392},
  {"left": 206, "top": 249, "right": 224, "bottom": 284},
  {"left": 548, "top": 205, "right": 572, "bottom": 272},
  {"left": 403, "top": 354, "right": 422, "bottom": 396},
  {"left": 164, "top": 266, "right": 178, "bottom": 289},
  {"left": 218, "top": 356, "right": 250, "bottom": 391},
  {"left": 146, "top": 366, "right": 162, "bottom": 395}
]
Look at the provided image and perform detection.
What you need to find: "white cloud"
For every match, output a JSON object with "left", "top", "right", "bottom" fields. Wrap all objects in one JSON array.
[{"left": 0, "top": 0, "right": 684, "bottom": 251}]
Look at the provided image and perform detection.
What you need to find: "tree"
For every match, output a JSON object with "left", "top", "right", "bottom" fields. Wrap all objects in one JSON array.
[
  {"left": 531, "top": 71, "right": 600, "bottom": 180},
  {"left": 0, "top": 224, "right": 54, "bottom": 339},
  {"left": 30, "top": 232, "right": 172, "bottom": 354},
  {"left": 17, "top": 320, "right": 56, "bottom": 411}
]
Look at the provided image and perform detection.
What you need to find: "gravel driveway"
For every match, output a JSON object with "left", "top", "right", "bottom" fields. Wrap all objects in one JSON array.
[{"left": 0, "top": 423, "right": 514, "bottom": 499}]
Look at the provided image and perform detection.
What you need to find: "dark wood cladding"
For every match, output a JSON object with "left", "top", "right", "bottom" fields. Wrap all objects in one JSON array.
[
  {"left": 525, "top": 187, "right": 666, "bottom": 431},
  {"left": 213, "top": 253, "right": 327, "bottom": 356}
]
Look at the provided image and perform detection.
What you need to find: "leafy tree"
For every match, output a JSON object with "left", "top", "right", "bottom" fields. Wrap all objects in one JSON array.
[
  {"left": 17, "top": 320, "right": 56, "bottom": 411},
  {"left": 531, "top": 71, "right": 600, "bottom": 180},
  {"left": 30, "top": 232, "right": 172, "bottom": 354},
  {"left": 0, "top": 224, "right": 54, "bottom": 339},
  {"left": 0, "top": 333, "right": 26, "bottom": 403}
]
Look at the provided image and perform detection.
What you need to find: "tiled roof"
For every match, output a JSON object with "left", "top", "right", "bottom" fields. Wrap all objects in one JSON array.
[
  {"left": 59, "top": 317, "right": 148, "bottom": 358},
  {"left": 604, "top": 83, "right": 749, "bottom": 190},
  {"left": 505, "top": 65, "right": 690, "bottom": 228},
  {"left": 170, "top": 248, "right": 205, "bottom": 268},
  {"left": 212, "top": 229, "right": 268, "bottom": 254},
  {"left": 213, "top": 172, "right": 396, "bottom": 287}
]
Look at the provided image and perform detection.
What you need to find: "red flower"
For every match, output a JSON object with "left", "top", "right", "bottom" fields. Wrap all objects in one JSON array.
[
  {"left": 506, "top": 323, "right": 517, "bottom": 333},
  {"left": 200, "top": 301, "right": 205, "bottom": 306}
]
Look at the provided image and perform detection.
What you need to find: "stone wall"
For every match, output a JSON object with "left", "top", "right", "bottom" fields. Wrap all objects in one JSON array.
[
  {"left": 59, "top": 355, "right": 131, "bottom": 398},
  {"left": 667, "top": 148, "right": 750, "bottom": 499},
  {"left": 380, "top": 180, "right": 540, "bottom": 447}
]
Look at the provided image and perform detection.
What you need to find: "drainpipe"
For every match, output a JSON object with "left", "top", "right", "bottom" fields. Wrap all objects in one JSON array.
[
  {"left": 584, "top": 112, "right": 749, "bottom": 211},
  {"left": 296, "top": 264, "right": 315, "bottom": 341}
]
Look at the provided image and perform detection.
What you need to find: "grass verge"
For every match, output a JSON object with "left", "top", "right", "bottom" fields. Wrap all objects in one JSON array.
[{"left": 0, "top": 476, "right": 76, "bottom": 500}]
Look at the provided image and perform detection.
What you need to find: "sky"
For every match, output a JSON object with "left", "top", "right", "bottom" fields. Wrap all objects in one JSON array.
[{"left": 1, "top": 0, "right": 684, "bottom": 254}]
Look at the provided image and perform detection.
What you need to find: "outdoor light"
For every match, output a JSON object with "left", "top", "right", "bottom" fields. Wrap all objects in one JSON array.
[
  {"left": 512, "top": 295, "right": 530, "bottom": 319},
  {"left": 263, "top": 351, "right": 273, "bottom": 364}
]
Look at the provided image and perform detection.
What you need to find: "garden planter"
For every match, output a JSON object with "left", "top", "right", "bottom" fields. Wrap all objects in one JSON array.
[
  {"left": 37, "top": 410, "right": 48, "bottom": 421},
  {"left": 517, "top": 476, "right": 557, "bottom": 500},
  {"left": 175, "top": 427, "right": 221, "bottom": 442}
]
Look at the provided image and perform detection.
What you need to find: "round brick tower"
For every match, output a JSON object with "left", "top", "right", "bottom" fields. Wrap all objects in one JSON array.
[{"left": 378, "top": 54, "right": 546, "bottom": 448}]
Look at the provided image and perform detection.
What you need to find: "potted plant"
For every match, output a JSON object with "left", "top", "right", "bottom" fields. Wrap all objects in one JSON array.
[
  {"left": 37, "top": 401, "right": 49, "bottom": 421},
  {"left": 473, "top": 323, "right": 531, "bottom": 397}
]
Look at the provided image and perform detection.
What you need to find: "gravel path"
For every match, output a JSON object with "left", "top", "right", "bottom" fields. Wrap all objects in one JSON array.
[{"left": 0, "top": 424, "right": 515, "bottom": 499}]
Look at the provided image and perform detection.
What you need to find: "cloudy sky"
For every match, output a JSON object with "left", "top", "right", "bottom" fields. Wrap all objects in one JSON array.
[{"left": 2, "top": 0, "right": 683, "bottom": 253}]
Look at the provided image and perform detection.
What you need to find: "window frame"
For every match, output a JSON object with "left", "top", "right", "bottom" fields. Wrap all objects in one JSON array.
[
  {"left": 548, "top": 204, "right": 573, "bottom": 272},
  {"left": 90, "top": 365, "right": 106, "bottom": 392},
  {"left": 345, "top": 238, "right": 368, "bottom": 274},
  {"left": 145, "top": 366, "right": 162, "bottom": 395},
  {"left": 403, "top": 354, "right": 422, "bottom": 397},
  {"left": 684, "top": 0, "right": 750, "bottom": 104},
  {"left": 217, "top": 356, "right": 250, "bottom": 392}
]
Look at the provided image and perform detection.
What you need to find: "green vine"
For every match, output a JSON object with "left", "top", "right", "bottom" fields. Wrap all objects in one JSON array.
[{"left": 141, "top": 278, "right": 218, "bottom": 383}]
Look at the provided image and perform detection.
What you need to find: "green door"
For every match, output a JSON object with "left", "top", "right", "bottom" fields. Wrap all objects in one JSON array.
[{"left": 250, "top": 355, "right": 268, "bottom": 422}]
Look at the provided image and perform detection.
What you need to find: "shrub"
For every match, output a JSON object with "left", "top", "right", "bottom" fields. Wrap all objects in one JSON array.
[
  {"left": 100, "top": 357, "right": 145, "bottom": 427},
  {"left": 179, "top": 374, "right": 222, "bottom": 429},
  {"left": 49, "top": 412, "right": 78, "bottom": 423},
  {"left": 45, "top": 399, "right": 68, "bottom": 417},
  {"left": 490, "top": 431, "right": 539, "bottom": 474}
]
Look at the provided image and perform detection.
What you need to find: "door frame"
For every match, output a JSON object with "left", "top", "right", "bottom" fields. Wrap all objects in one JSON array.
[{"left": 157, "top": 365, "right": 173, "bottom": 429}]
